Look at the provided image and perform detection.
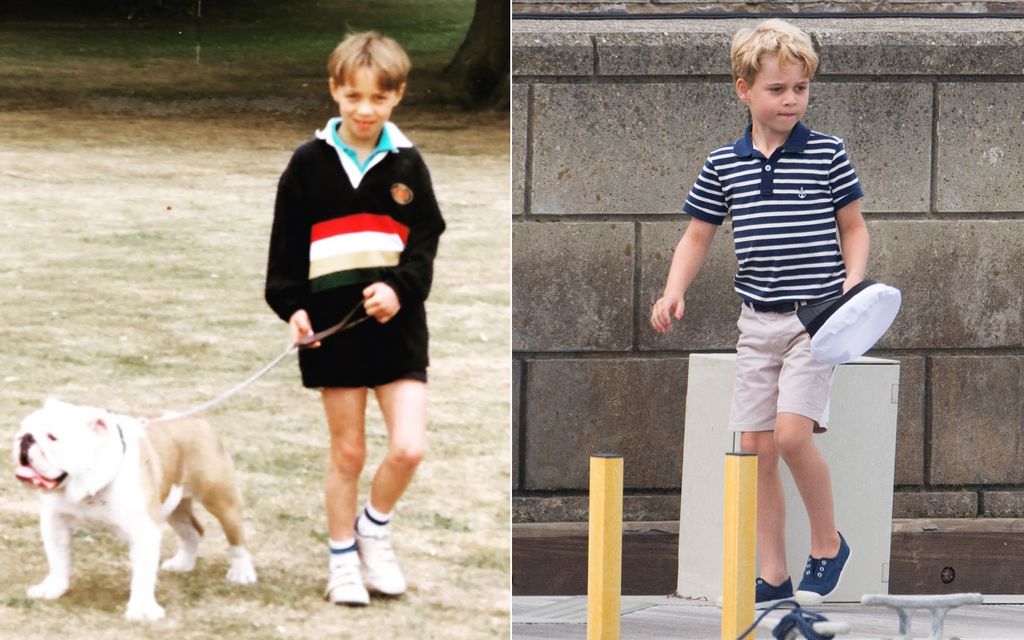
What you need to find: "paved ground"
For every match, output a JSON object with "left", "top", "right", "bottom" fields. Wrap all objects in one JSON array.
[{"left": 513, "top": 595, "right": 1024, "bottom": 639}]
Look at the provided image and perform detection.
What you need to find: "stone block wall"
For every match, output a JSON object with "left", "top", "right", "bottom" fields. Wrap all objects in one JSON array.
[
  {"left": 512, "top": 17, "right": 1024, "bottom": 523},
  {"left": 513, "top": 1, "right": 1024, "bottom": 15}
]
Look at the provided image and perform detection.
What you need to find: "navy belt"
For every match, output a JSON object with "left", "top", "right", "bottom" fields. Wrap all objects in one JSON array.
[{"left": 744, "top": 299, "right": 811, "bottom": 313}]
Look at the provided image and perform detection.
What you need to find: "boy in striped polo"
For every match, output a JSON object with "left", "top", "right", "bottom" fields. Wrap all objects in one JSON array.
[
  {"left": 265, "top": 32, "right": 445, "bottom": 606},
  {"left": 651, "top": 19, "right": 869, "bottom": 607}
]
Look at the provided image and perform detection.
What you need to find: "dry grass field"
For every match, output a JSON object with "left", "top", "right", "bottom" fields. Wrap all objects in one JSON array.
[{"left": 0, "top": 102, "right": 510, "bottom": 639}]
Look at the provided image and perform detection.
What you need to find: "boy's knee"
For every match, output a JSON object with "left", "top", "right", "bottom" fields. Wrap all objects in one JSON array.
[
  {"left": 388, "top": 440, "right": 426, "bottom": 469},
  {"left": 330, "top": 440, "right": 367, "bottom": 472},
  {"left": 774, "top": 429, "right": 809, "bottom": 461}
]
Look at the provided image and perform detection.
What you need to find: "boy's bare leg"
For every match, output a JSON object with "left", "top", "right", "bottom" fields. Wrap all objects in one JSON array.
[
  {"left": 741, "top": 430, "right": 788, "bottom": 585},
  {"left": 369, "top": 378, "right": 427, "bottom": 512},
  {"left": 322, "top": 387, "right": 369, "bottom": 541},
  {"left": 774, "top": 412, "right": 841, "bottom": 558}
]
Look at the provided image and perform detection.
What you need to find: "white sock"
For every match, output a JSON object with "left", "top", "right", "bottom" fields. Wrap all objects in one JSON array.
[
  {"left": 357, "top": 502, "right": 391, "bottom": 536},
  {"left": 328, "top": 537, "right": 357, "bottom": 570}
]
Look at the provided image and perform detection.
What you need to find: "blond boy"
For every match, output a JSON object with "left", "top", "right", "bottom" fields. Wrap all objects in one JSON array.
[
  {"left": 651, "top": 19, "right": 869, "bottom": 606},
  {"left": 265, "top": 32, "right": 445, "bottom": 606}
]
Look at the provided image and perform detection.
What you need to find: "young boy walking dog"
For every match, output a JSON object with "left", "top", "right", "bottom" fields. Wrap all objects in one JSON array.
[
  {"left": 651, "top": 19, "right": 869, "bottom": 607},
  {"left": 265, "top": 31, "right": 445, "bottom": 606}
]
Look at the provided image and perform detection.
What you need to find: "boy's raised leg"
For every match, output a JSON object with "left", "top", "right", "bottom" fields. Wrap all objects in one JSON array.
[
  {"left": 355, "top": 377, "right": 427, "bottom": 596},
  {"left": 369, "top": 378, "right": 428, "bottom": 511},
  {"left": 773, "top": 412, "right": 839, "bottom": 558}
]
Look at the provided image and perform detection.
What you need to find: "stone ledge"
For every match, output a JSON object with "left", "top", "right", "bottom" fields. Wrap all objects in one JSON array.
[
  {"left": 893, "top": 491, "right": 979, "bottom": 518},
  {"left": 514, "top": 18, "right": 1024, "bottom": 77},
  {"left": 513, "top": 494, "right": 682, "bottom": 522},
  {"left": 512, "top": 32, "right": 594, "bottom": 76}
]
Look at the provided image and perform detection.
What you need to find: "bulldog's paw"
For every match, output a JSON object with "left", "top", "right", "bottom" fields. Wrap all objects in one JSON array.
[
  {"left": 27, "top": 576, "right": 69, "bottom": 600},
  {"left": 161, "top": 552, "right": 196, "bottom": 573},
  {"left": 227, "top": 554, "right": 257, "bottom": 585},
  {"left": 125, "top": 598, "right": 165, "bottom": 622}
]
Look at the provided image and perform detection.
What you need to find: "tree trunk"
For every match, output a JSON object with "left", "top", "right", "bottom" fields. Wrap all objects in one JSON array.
[{"left": 443, "top": 0, "right": 509, "bottom": 109}]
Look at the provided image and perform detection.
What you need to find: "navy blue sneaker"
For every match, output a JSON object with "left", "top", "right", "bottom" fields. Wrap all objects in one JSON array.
[
  {"left": 755, "top": 576, "right": 793, "bottom": 609},
  {"left": 794, "top": 532, "right": 851, "bottom": 604}
]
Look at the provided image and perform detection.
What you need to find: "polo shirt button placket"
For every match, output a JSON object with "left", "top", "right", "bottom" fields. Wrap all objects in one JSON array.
[{"left": 761, "top": 159, "right": 775, "bottom": 197}]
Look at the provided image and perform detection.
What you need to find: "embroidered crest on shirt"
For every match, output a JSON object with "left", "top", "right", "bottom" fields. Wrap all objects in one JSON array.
[
  {"left": 391, "top": 183, "right": 414, "bottom": 205},
  {"left": 798, "top": 186, "right": 807, "bottom": 199}
]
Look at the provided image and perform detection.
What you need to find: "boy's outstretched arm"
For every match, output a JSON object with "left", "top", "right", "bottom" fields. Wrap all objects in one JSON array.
[
  {"left": 836, "top": 200, "right": 869, "bottom": 293},
  {"left": 650, "top": 218, "right": 718, "bottom": 333}
]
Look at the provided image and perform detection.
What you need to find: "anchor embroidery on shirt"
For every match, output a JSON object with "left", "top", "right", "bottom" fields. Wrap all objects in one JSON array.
[{"left": 798, "top": 187, "right": 807, "bottom": 199}]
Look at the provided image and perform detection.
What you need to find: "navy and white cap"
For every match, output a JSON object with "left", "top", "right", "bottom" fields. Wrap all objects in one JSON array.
[{"left": 796, "top": 281, "right": 902, "bottom": 365}]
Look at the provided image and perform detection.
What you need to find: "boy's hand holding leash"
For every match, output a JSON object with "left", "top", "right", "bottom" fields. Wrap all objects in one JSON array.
[
  {"left": 288, "top": 284, "right": 397, "bottom": 349},
  {"left": 363, "top": 282, "right": 400, "bottom": 323},
  {"left": 289, "top": 310, "right": 321, "bottom": 348}
]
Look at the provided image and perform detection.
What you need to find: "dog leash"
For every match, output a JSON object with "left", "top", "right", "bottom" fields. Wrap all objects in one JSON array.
[{"left": 145, "top": 301, "right": 369, "bottom": 425}]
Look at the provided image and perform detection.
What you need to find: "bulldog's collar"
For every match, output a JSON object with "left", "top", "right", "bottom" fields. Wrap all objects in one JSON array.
[{"left": 80, "top": 421, "right": 128, "bottom": 500}]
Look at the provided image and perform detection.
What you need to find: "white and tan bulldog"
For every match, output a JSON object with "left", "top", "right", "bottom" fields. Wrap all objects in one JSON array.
[{"left": 13, "top": 398, "right": 257, "bottom": 621}]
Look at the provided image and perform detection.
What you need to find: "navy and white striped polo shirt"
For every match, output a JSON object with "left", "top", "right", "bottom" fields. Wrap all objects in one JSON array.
[{"left": 683, "top": 122, "right": 864, "bottom": 304}]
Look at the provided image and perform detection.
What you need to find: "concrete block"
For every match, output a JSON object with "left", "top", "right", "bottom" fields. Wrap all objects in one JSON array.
[
  {"left": 930, "top": 356, "right": 1024, "bottom": 486},
  {"left": 813, "top": 21, "right": 1024, "bottom": 76},
  {"left": 677, "top": 354, "right": 900, "bottom": 602},
  {"left": 512, "top": 495, "right": 681, "bottom": 523},
  {"left": 981, "top": 492, "right": 1024, "bottom": 518},
  {"left": 513, "top": 359, "right": 523, "bottom": 489},
  {"left": 805, "top": 83, "right": 932, "bottom": 213},
  {"left": 892, "top": 356, "right": 926, "bottom": 487},
  {"left": 512, "top": 221, "right": 634, "bottom": 351},
  {"left": 937, "top": 83, "right": 1024, "bottom": 212},
  {"left": 522, "top": 358, "right": 687, "bottom": 490},
  {"left": 512, "top": 82, "right": 529, "bottom": 215},
  {"left": 892, "top": 492, "right": 978, "bottom": 519},
  {"left": 868, "top": 220, "right": 1024, "bottom": 349},
  {"left": 637, "top": 221, "right": 740, "bottom": 351},
  {"left": 530, "top": 82, "right": 747, "bottom": 214},
  {"left": 512, "top": 31, "right": 594, "bottom": 77},
  {"left": 595, "top": 31, "right": 732, "bottom": 76}
]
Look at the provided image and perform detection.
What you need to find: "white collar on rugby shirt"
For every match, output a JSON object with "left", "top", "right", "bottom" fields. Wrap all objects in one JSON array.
[{"left": 315, "top": 119, "right": 414, "bottom": 189}]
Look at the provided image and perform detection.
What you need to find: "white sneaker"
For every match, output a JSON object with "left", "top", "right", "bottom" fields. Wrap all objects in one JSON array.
[
  {"left": 356, "top": 529, "right": 407, "bottom": 596},
  {"left": 325, "top": 555, "right": 369, "bottom": 606}
]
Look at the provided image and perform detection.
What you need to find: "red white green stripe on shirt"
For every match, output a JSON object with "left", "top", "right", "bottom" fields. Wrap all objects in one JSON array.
[{"left": 309, "top": 213, "right": 410, "bottom": 292}]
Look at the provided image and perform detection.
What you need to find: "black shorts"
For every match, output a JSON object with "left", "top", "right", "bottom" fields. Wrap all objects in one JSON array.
[{"left": 312, "top": 370, "right": 428, "bottom": 390}]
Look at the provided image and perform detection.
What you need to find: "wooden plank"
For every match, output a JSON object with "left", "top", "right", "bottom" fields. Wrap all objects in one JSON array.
[
  {"left": 889, "top": 530, "right": 1024, "bottom": 594},
  {"left": 513, "top": 530, "right": 679, "bottom": 596},
  {"left": 514, "top": 519, "right": 1024, "bottom": 596}
]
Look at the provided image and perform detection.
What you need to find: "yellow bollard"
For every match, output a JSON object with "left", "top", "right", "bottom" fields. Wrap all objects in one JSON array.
[
  {"left": 721, "top": 452, "right": 758, "bottom": 640},
  {"left": 587, "top": 454, "right": 623, "bottom": 640}
]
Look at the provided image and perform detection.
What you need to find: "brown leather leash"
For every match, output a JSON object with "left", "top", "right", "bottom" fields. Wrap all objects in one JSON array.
[{"left": 146, "top": 300, "right": 368, "bottom": 425}]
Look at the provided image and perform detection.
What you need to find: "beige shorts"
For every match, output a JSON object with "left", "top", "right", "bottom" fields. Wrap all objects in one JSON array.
[{"left": 729, "top": 304, "right": 836, "bottom": 433}]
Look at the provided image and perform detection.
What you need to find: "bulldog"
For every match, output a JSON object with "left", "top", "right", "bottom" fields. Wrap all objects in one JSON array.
[{"left": 13, "top": 398, "right": 257, "bottom": 621}]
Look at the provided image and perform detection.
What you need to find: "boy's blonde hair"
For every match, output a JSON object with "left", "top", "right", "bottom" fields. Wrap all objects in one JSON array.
[
  {"left": 731, "top": 19, "right": 819, "bottom": 86},
  {"left": 327, "top": 31, "right": 411, "bottom": 91}
]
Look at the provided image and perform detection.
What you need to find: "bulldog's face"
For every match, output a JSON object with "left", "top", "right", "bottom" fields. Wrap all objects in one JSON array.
[{"left": 14, "top": 399, "right": 114, "bottom": 492}]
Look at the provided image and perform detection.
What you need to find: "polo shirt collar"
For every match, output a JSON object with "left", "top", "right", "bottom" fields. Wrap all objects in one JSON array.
[
  {"left": 733, "top": 122, "right": 811, "bottom": 158},
  {"left": 315, "top": 118, "right": 414, "bottom": 188}
]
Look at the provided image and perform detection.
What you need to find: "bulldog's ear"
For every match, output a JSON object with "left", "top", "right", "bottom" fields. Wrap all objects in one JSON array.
[
  {"left": 44, "top": 397, "right": 65, "bottom": 410},
  {"left": 89, "top": 417, "right": 108, "bottom": 433}
]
